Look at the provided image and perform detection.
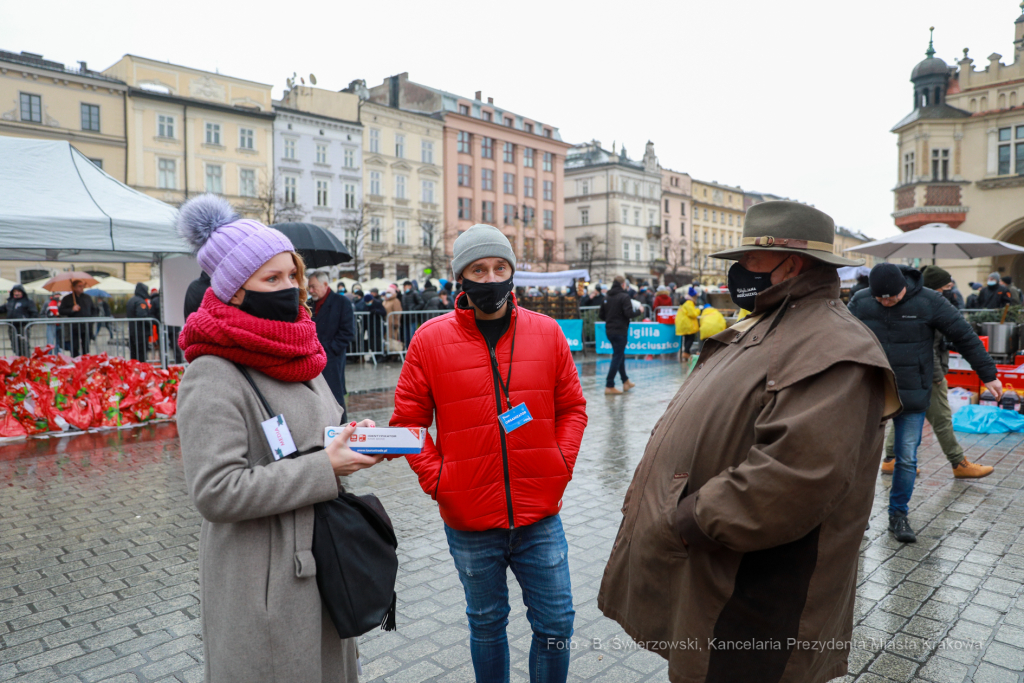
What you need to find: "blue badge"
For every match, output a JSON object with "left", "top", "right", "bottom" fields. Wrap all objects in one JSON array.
[{"left": 498, "top": 403, "right": 533, "bottom": 433}]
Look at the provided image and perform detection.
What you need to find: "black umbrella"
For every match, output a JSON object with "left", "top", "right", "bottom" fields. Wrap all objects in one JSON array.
[{"left": 271, "top": 222, "right": 353, "bottom": 268}]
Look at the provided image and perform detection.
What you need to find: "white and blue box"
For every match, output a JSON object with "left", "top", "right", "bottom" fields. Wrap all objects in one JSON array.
[{"left": 324, "top": 426, "right": 426, "bottom": 456}]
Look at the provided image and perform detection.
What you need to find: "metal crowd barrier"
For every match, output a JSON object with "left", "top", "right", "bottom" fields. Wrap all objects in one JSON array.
[
  {"left": 347, "top": 311, "right": 389, "bottom": 365},
  {"left": 577, "top": 304, "right": 656, "bottom": 350},
  {"left": 384, "top": 309, "right": 449, "bottom": 360},
  {"left": 18, "top": 317, "right": 170, "bottom": 368}
]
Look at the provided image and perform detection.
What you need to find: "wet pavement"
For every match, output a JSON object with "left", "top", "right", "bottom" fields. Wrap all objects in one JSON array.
[{"left": 3, "top": 357, "right": 1024, "bottom": 682}]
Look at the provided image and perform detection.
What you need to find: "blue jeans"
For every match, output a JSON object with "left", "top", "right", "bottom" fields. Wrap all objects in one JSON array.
[
  {"left": 445, "top": 514, "right": 574, "bottom": 683},
  {"left": 890, "top": 411, "right": 926, "bottom": 516},
  {"left": 606, "top": 334, "right": 628, "bottom": 388}
]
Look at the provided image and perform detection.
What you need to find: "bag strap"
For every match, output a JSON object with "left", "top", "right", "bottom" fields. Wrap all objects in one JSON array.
[{"left": 235, "top": 363, "right": 275, "bottom": 418}]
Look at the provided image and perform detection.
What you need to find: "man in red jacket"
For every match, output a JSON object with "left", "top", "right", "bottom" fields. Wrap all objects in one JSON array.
[{"left": 391, "top": 223, "right": 588, "bottom": 683}]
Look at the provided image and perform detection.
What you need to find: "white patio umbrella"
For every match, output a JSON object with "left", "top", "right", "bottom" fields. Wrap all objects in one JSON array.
[
  {"left": 360, "top": 278, "right": 393, "bottom": 293},
  {"left": 846, "top": 224, "right": 1024, "bottom": 261},
  {"left": 20, "top": 278, "right": 53, "bottom": 295},
  {"left": 92, "top": 276, "right": 140, "bottom": 295},
  {"left": 335, "top": 277, "right": 359, "bottom": 292},
  {"left": 0, "top": 276, "right": 17, "bottom": 292}
]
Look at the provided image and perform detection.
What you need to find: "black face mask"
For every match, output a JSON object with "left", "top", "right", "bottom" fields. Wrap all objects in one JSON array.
[
  {"left": 461, "top": 277, "right": 514, "bottom": 315},
  {"left": 727, "top": 258, "right": 788, "bottom": 310},
  {"left": 239, "top": 287, "right": 300, "bottom": 322},
  {"left": 942, "top": 290, "right": 957, "bottom": 304}
]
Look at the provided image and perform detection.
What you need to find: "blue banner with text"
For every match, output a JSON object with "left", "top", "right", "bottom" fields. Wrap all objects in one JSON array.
[
  {"left": 595, "top": 322, "right": 680, "bottom": 355},
  {"left": 555, "top": 319, "right": 584, "bottom": 352}
]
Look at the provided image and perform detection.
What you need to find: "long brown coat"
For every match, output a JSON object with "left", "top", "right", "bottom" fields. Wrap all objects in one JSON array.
[
  {"left": 598, "top": 267, "right": 900, "bottom": 683},
  {"left": 384, "top": 295, "right": 402, "bottom": 344},
  {"left": 177, "top": 355, "right": 358, "bottom": 683}
]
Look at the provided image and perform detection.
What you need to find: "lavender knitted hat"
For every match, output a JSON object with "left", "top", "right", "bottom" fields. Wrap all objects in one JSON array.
[{"left": 176, "top": 194, "right": 294, "bottom": 303}]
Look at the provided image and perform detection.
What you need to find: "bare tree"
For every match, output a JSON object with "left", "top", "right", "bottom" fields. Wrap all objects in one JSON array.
[
  {"left": 241, "top": 171, "right": 304, "bottom": 225},
  {"left": 338, "top": 204, "right": 371, "bottom": 282},
  {"left": 570, "top": 232, "right": 610, "bottom": 281},
  {"left": 541, "top": 236, "right": 565, "bottom": 273},
  {"left": 689, "top": 243, "right": 726, "bottom": 286},
  {"left": 417, "top": 218, "right": 446, "bottom": 281},
  {"left": 660, "top": 234, "right": 692, "bottom": 285}
]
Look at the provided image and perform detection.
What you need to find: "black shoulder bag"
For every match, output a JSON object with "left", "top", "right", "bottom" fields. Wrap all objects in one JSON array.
[{"left": 235, "top": 364, "right": 398, "bottom": 638}]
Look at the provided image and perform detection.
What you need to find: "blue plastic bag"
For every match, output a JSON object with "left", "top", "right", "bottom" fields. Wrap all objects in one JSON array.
[{"left": 951, "top": 404, "right": 1024, "bottom": 433}]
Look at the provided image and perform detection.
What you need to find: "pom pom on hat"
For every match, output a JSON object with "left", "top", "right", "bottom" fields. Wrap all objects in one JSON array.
[
  {"left": 177, "top": 194, "right": 239, "bottom": 253},
  {"left": 176, "top": 193, "right": 294, "bottom": 303}
]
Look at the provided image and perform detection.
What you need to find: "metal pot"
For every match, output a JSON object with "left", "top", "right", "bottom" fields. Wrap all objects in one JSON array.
[{"left": 981, "top": 322, "right": 1018, "bottom": 355}]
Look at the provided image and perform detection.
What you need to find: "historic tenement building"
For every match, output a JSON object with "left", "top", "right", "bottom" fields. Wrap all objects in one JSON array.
[{"left": 893, "top": 10, "right": 1024, "bottom": 286}]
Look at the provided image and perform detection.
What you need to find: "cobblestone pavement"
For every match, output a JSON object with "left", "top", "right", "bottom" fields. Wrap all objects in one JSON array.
[{"left": 4, "top": 357, "right": 1024, "bottom": 682}]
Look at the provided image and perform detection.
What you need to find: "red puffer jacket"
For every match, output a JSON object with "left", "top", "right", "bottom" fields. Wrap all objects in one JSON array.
[{"left": 391, "top": 293, "right": 588, "bottom": 531}]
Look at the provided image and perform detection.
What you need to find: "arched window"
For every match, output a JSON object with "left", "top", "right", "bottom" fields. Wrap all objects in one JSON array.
[
  {"left": 981, "top": 96, "right": 988, "bottom": 110},
  {"left": 934, "top": 87, "right": 942, "bottom": 105},
  {"left": 921, "top": 90, "right": 929, "bottom": 107},
  {"left": 1012, "top": 92, "right": 1019, "bottom": 107},
  {"left": 970, "top": 98, "right": 978, "bottom": 112},
  {"left": 999, "top": 93, "right": 1007, "bottom": 109}
]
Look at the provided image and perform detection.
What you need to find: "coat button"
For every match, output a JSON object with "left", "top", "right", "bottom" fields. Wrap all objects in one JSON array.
[
  {"left": 829, "top": 301, "right": 835, "bottom": 307},
  {"left": 768, "top": 380, "right": 776, "bottom": 387},
  {"left": 752, "top": 335, "right": 758, "bottom": 341},
  {"left": 697, "top": 364, "right": 703, "bottom": 370},
  {"left": 790, "top": 304, "right": 797, "bottom": 308}
]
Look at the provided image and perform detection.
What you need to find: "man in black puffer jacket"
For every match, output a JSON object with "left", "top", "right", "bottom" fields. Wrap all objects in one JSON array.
[
  {"left": 125, "top": 283, "right": 153, "bottom": 362},
  {"left": 849, "top": 264, "right": 1002, "bottom": 544},
  {"left": 1, "top": 284, "right": 38, "bottom": 356},
  {"left": 599, "top": 275, "right": 641, "bottom": 395}
]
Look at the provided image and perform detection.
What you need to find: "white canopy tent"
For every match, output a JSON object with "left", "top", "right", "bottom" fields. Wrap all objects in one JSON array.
[
  {"left": 513, "top": 269, "right": 590, "bottom": 288},
  {"left": 0, "top": 138, "right": 186, "bottom": 263}
]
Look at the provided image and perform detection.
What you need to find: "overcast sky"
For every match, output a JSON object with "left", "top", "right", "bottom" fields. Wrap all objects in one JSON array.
[{"left": 4, "top": 0, "right": 1020, "bottom": 239}]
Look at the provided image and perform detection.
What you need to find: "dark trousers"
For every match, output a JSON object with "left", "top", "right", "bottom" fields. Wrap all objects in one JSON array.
[
  {"left": 167, "top": 326, "right": 184, "bottom": 364},
  {"left": 69, "top": 322, "right": 90, "bottom": 357},
  {"left": 8, "top": 323, "right": 29, "bottom": 357},
  {"left": 322, "top": 349, "right": 348, "bottom": 416},
  {"left": 606, "top": 334, "right": 629, "bottom": 388},
  {"left": 683, "top": 333, "right": 697, "bottom": 354},
  {"left": 128, "top": 320, "right": 148, "bottom": 362}
]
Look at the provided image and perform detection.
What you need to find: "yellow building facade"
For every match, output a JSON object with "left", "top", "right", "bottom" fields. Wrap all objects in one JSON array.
[
  {"left": 103, "top": 55, "right": 275, "bottom": 220},
  {"left": 834, "top": 227, "right": 875, "bottom": 268},
  {"left": 690, "top": 179, "right": 745, "bottom": 285},
  {"left": 0, "top": 50, "right": 146, "bottom": 282},
  {"left": 345, "top": 85, "right": 445, "bottom": 283},
  {"left": 891, "top": 14, "right": 1024, "bottom": 291},
  {"left": 1, "top": 50, "right": 127, "bottom": 178}
]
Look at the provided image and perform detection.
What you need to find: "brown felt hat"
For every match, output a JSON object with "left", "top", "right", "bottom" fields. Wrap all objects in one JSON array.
[{"left": 710, "top": 200, "right": 864, "bottom": 267}]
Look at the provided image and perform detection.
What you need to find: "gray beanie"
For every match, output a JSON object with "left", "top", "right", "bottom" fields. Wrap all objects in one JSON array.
[{"left": 451, "top": 224, "right": 517, "bottom": 279}]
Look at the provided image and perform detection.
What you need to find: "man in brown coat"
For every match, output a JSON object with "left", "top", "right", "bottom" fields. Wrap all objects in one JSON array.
[{"left": 598, "top": 201, "right": 901, "bottom": 683}]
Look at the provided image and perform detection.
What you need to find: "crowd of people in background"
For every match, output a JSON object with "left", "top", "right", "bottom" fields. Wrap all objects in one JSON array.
[{"left": 0, "top": 278, "right": 159, "bottom": 358}]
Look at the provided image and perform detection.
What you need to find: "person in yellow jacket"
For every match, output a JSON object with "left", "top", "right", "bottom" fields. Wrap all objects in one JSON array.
[
  {"left": 699, "top": 304, "right": 727, "bottom": 340},
  {"left": 675, "top": 290, "right": 700, "bottom": 362}
]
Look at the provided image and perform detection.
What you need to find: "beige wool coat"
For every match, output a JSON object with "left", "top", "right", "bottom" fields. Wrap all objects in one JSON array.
[
  {"left": 599, "top": 267, "right": 901, "bottom": 683},
  {"left": 177, "top": 355, "right": 357, "bottom": 683}
]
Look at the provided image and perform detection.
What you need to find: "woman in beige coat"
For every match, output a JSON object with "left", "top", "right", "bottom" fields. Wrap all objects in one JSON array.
[
  {"left": 175, "top": 194, "right": 383, "bottom": 682},
  {"left": 383, "top": 283, "right": 403, "bottom": 348}
]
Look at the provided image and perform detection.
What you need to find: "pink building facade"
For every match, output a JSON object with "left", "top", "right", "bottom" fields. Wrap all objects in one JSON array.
[{"left": 366, "top": 74, "right": 571, "bottom": 272}]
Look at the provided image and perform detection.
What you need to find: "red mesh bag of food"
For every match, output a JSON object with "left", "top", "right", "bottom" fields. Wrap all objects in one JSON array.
[{"left": 0, "top": 396, "right": 27, "bottom": 438}]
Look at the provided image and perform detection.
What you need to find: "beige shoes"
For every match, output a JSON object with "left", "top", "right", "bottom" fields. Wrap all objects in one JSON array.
[
  {"left": 623, "top": 380, "right": 636, "bottom": 392},
  {"left": 605, "top": 387, "right": 623, "bottom": 395},
  {"left": 952, "top": 459, "right": 994, "bottom": 478}
]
